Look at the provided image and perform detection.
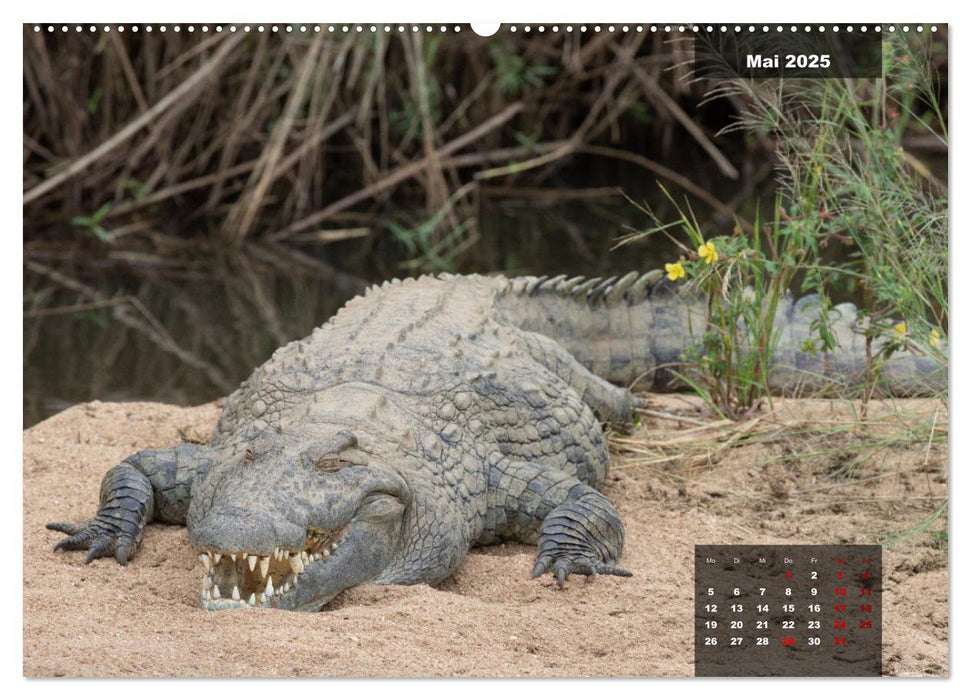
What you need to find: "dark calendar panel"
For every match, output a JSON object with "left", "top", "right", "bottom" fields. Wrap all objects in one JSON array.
[{"left": 695, "top": 545, "right": 882, "bottom": 676}]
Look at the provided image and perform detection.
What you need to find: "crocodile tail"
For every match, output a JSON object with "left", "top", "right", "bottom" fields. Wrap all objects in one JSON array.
[
  {"left": 495, "top": 272, "right": 946, "bottom": 397},
  {"left": 495, "top": 270, "right": 702, "bottom": 391},
  {"left": 768, "top": 294, "right": 947, "bottom": 397}
]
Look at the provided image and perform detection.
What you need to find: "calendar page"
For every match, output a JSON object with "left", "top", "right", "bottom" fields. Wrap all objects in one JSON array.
[{"left": 22, "top": 7, "right": 948, "bottom": 679}]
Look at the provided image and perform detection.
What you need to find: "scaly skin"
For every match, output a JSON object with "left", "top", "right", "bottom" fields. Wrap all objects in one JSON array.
[{"left": 47, "top": 272, "right": 944, "bottom": 611}]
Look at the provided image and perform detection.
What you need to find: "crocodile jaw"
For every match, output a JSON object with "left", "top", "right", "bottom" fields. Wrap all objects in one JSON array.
[
  {"left": 197, "top": 525, "right": 349, "bottom": 611},
  {"left": 191, "top": 488, "right": 411, "bottom": 611},
  {"left": 187, "top": 444, "right": 414, "bottom": 611}
]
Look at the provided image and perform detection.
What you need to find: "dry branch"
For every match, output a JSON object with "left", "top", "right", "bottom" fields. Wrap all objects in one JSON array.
[
  {"left": 628, "top": 60, "right": 739, "bottom": 180},
  {"left": 227, "top": 33, "right": 326, "bottom": 244},
  {"left": 23, "top": 33, "right": 245, "bottom": 206},
  {"left": 268, "top": 101, "right": 525, "bottom": 239}
]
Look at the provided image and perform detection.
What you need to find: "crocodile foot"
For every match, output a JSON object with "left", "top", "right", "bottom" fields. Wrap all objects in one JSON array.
[
  {"left": 46, "top": 462, "right": 155, "bottom": 565},
  {"left": 531, "top": 492, "right": 633, "bottom": 587},
  {"left": 46, "top": 518, "right": 140, "bottom": 565},
  {"left": 532, "top": 553, "right": 633, "bottom": 586}
]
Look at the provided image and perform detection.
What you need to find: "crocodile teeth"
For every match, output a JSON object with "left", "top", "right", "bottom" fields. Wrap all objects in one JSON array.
[
  {"left": 199, "top": 553, "right": 211, "bottom": 569},
  {"left": 213, "top": 553, "right": 222, "bottom": 565},
  {"left": 260, "top": 555, "right": 270, "bottom": 578},
  {"left": 290, "top": 554, "right": 305, "bottom": 574},
  {"left": 231, "top": 585, "right": 241, "bottom": 601},
  {"left": 248, "top": 592, "right": 256, "bottom": 606},
  {"left": 265, "top": 576, "right": 274, "bottom": 597},
  {"left": 212, "top": 584, "right": 221, "bottom": 599},
  {"left": 248, "top": 555, "right": 258, "bottom": 572},
  {"left": 301, "top": 551, "right": 310, "bottom": 566},
  {"left": 230, "top": 552, "right": 237, "bottom": 563}
]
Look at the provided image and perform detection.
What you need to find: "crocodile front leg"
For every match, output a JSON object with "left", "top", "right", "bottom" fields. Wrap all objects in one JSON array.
[
  {"left": 47, "top": 444, "right": 217, "bottom": 565},
  {"left": 512, "top": 328, "right": 636, "bottom": 432},
  {"left": 482, "top": 459, "right": 631, "bottom": 585}
]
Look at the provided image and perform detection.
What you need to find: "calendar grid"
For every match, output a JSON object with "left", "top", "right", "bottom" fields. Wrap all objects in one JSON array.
[{"left": 694, "top": 545, "right": 882, "bottom": 676}]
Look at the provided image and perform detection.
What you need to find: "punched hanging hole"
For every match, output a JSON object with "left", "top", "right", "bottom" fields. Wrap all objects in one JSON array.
[{"left": 470, "top": 23, "right": 501, "bottom": 37}]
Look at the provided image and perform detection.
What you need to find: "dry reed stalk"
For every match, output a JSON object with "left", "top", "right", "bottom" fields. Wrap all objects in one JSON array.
[
  {"left": 405, "top": 33, "right": 460, "bottom": 238},
  {"left": 287, "top": 227, "right": 372, "bottom": 244},
  {"left": 24, "top": 29, "right": 785, "bottom": 281},
  {"left": 268, "top": 101, "right": 525, "bottom": 240},
  {"left": 24, "top": 33, "right": 245, "bottom": 206},
  {"left": 475, "top": 33, "right": 646, "bottom": 184},
  {"left": 204, "top": 32, "right": 270, "bottom": 210},
  {"left": 628, "top": 60, "right": 739, "bottom": 179},
  {"left": 245, "top": 241, "right": 366, "bottom": 297},
  {"left": 227, "top": 32, "right": 326, "bottom": 244},
  {"left": 234, "top": 254, "right": 290, "bottom": 346},
  {"left": 479, "top": 186, "right": 622, "bottom": 201},
  {"left": 578, "top": 144, "right": 746, "bottom": 226}
]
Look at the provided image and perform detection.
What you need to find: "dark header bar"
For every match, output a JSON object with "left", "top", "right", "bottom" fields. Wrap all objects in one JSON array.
[{"left": 694, "top": 27, "right": 884, "bottom": 79}]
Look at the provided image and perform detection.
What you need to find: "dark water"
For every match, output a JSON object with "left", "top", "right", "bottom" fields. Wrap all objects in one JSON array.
[{"left": 24, "top": 192, "right": 711, "bottom": 428}]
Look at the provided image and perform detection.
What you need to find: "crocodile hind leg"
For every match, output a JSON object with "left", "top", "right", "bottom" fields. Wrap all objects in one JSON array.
[
  {"left": 481, "top": 458, "right": 631, "bottom": 585},
  {"left": 513, "top": 328, "right": 636, "bottom": 431},
  {"left": 47, "top": 444, "right": 218, "bottom": 565}
]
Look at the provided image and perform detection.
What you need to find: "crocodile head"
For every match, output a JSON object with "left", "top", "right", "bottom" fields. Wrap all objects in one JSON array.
[{"left": 186, "top": 429, "right": 412, "bottom": 612}]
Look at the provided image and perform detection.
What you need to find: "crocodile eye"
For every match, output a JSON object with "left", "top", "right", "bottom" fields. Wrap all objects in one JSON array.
[
  {"left": 244, "top": 448, "right": 255, "bottom": 463},
  {"left": 315, "top": 457, "right": 343, "bottom": 472},
  {"left": 301, "top": 452, "right": 352, "bottom": 472}
]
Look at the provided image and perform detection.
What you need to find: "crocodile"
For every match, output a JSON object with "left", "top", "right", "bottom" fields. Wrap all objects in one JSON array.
[{"left": 46, "top": 271, "right": 944, "bottom": 611}]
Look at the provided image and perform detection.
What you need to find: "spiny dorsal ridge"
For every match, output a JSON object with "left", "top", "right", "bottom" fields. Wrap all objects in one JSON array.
[
  {"left": 511, "top": 278, "right": 530, "bottom": 295},
  {"left": 571, "top": 277, "right": 601, "bottom": 300},
  {"left": 587, "top": 276, "right": 618, "bottom": 305},
  {"left": 604, "top": 271, "right": 640, "bottom": 307},
  {"left": 557, "top": 276, "right": 586, "bottom": 297},
  {"left": 536, "top": 274, "right": 567, "bottom": 295},
  {"left": 627, "top": 270, "right": 663, "bottom": 302},
  {"left": 525, "top": 275, "right": 549, "bottom": 296},
  {"left": 648, "top": 274, "right": 680, "bottom": 298}
]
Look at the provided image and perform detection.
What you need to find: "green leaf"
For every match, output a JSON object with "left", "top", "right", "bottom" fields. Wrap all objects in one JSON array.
[
  {"left": 86, "top": 87, "right": 102, "bottom": 115},
  {"left": 90, "top": 225, "right": 110, "bottom": 243}
]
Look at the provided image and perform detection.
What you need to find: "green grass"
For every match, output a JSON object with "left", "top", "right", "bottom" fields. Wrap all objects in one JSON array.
[
  {"left": 726, "top": 31, "right": 948, "bottom": 367},
  {"left": 622, "top": 187, "right": 832, "bottom": 420}
]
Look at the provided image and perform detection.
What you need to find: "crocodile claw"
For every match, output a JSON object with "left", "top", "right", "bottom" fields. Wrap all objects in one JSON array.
[
  {"left": 47, "top": 520, "right": 137, "bottom": 565},
  {"left": 47, "top": 462, "right": 154, "bottom": 566},
  {"left": 530, "top": 488, "right": 631, "bottom": 587},
  {"left": 531, "top": 554, "right": 633, "bottom": 587}
]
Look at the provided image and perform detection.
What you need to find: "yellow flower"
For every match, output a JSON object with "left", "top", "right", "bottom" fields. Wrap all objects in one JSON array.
[
  {"left": 665, "top": 261, "right": 685, "bottom": 281},
  {"left": 893, "top": 322, "right": 907, "bottom": 337},
  {"left": 697, "top": 240, "right": 719, "bottom": 265},
  {"left": 930, "top": 329, "right": 942, "bottom": 349}
]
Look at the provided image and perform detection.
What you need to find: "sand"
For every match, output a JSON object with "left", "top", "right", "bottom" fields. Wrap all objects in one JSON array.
[{"left": 22, "top": 396, "right": 948, "bottom": 677}]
